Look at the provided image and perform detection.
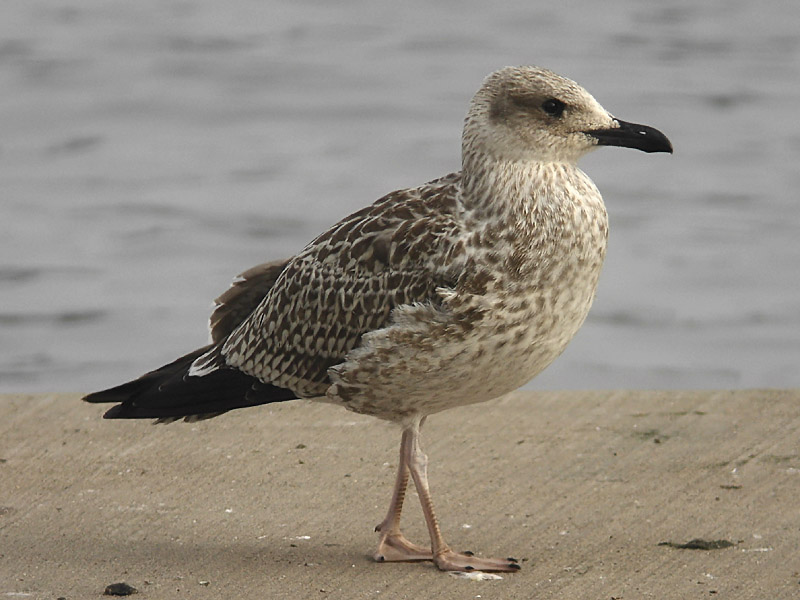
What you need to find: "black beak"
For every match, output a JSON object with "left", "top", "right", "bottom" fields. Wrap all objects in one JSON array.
[{"left": 585, "top": 119, "right": 673, "bottom": 154}]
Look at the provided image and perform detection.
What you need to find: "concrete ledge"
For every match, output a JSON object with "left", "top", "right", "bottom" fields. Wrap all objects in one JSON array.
[{"left": 1, "top": 390, "right": 798, "bottom": 598}]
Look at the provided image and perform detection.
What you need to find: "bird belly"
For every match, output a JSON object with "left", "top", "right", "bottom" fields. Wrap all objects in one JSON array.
[{"left": 326, "top": 272, "right": 600, "bottom": 423}]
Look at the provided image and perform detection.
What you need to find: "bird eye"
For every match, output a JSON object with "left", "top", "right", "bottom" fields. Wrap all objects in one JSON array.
[{"left": 541, "top": 98, "right": 565, "bottom": 117}]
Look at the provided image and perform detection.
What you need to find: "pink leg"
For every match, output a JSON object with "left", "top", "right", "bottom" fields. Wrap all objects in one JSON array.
[
  {"left": 404, "top": 417, "right": 520, "bottom": 573},
  {"left": 373, "top": 427, "right": 433, "bottom": 562}
]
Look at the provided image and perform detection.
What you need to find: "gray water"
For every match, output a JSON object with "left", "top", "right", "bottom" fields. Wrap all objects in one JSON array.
[{"left": 2, "top": 0, "right": 799, "bottom": 394}]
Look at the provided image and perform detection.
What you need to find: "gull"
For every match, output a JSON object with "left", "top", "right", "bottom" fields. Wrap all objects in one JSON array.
[{"left": 85, "top": 65, "right": 672, "bottom": 572}]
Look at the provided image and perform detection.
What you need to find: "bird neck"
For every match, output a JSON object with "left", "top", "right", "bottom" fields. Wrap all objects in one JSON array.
[{"left": 460, "top": 150, "right": 591, "bottom": 225}]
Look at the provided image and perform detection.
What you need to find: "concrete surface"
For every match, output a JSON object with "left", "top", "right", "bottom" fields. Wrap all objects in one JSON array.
[{"left": 1, "top": 390, "right": 799, "bottom": 599}]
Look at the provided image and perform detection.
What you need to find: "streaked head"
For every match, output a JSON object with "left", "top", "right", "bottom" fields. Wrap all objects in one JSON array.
[{"left": 463, "top": 66, "right": 672, "bottom": 165}]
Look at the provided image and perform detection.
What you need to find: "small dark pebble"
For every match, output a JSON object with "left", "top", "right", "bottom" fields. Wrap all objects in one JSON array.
[
  {"left": 719, "top": 484, "right": 742, "bottom": 490},
  {"left": 295, "top": 443, "right": 306, "bottom": 449},
  {"left": 658, "top": 538, "right": 735, "bottom": 550},
  {"left": 104, "top": 582, "right": 138, "bottom": 596}
]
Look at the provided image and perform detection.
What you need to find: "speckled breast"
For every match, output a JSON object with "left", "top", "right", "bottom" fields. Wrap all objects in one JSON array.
[{"left": 327, "top": 183, "right": 609, "bottom": 422}]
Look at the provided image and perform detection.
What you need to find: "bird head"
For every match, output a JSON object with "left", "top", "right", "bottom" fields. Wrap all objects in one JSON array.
[{"left": 463, "top": 66, "right": 672, "bottom": 166}]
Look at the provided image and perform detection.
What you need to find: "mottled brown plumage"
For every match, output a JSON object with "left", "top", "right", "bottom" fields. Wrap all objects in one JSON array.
[{"left": 85, "top": 66, "right": 671, "bottom": 573}]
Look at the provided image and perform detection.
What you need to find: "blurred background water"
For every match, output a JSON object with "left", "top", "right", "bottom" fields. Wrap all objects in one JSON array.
[{"left": 1, "top": 0, "right": 799, "bottom": 394}]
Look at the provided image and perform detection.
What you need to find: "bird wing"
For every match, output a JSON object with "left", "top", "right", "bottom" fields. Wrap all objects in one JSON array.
[
  {"left": 208, "top": 259, "right": 290, "bottom": 344},
  {"left": 192, "top": 172, "right": 467, "bottom": 397},
  {"left": 83, "top": 259, "right": 296, "bottom": 420}
]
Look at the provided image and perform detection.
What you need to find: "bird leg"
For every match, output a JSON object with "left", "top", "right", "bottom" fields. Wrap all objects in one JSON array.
[
  {"left": 405, "top": 417, "right": 521, "bottom": 573},
  {"left": 373, "top": 427, "right": 433, "bottom": 562}
]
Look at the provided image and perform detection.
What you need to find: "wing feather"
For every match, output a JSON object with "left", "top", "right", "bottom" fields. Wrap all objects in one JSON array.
[
  {"left": 210, "top": 173, "right": 466, "bottom": 397},
  {"left": 209, "top": 259, "right": 290, "bottom": 343}
]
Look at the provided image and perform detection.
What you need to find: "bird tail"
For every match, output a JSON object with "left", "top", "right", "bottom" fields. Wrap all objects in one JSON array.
[{"left": 83, "top": 345, "right": 297, "bottom": 422}]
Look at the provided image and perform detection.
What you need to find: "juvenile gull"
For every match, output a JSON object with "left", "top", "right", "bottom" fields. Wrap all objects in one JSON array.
[{"left": 85, "top": 66, "right": 672, "bottom": 573}]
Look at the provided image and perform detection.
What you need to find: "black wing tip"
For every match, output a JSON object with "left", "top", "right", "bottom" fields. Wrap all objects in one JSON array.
[
  {"left": 96, "top": 396, "right": 228, "bottom": 421},
  {"left": 102, "top": 404, "right": 125, "bottom": 419},
  {"left": 84, "top": 360, "right": 298, "bottom": 422},
  {"left": 101, "top": 404, "right": 216, "bottom": 421},
  {"left": 83, "top": 390, "right": 121, "bottom": 404}
]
